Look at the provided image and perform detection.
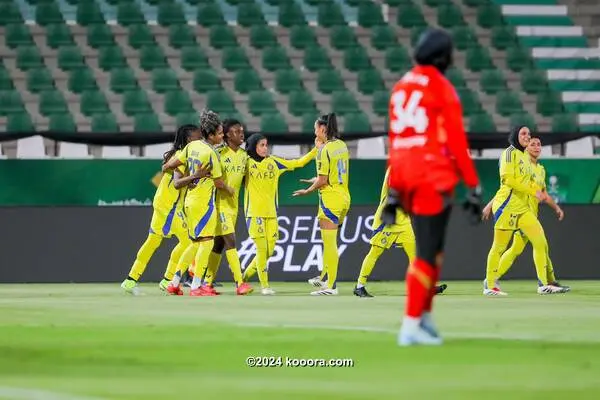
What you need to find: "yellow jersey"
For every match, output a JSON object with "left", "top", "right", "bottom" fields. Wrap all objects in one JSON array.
[
  {"left": 373, "top": 167, "right": 411, "bottom": 232},
  {"left": 177, "top": 140, "right": 222, "bottom": 204},
  {"left": 529, "top": 162, "right": 546, "bottom": 215},
  {"left": 317, "top": 139, "right": 350, "bottom": 200},
  {"left": 153, "top": 150, "right": 185, "bottom": 214},
  {"left": 244, "top": 148, "right": 317, "bottom": 218},
  {"left": 216, "top": 146, "right": 247, "bottom": 215}
]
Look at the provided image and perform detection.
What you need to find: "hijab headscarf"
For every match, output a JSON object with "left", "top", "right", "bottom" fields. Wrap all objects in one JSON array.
[
  {"left": 508, "top": 125, "right": 527, "bottom": 152},
  {"left": 246, "top": 133, "right": 266, "bottom": 162}
]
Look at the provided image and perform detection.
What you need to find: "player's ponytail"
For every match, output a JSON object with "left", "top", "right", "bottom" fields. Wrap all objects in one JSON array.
[
  {"left": 317, "top": 113, "right": 339, "bottom": 140},
  {"left": 163, "top": 124, "right": 197, "bottom": 165}
]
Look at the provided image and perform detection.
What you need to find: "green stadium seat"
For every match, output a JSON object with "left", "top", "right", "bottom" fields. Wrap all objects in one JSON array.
[
  {"left": 49, "top": 112, "right": 76, "bottom": 132},
  {"left": 346, "top": 0, "right": 368, "bottom": 5},
  {"left": 152, "top": 68, "right": 179, "bottom": 94},
  {"left": 238, "top": 2, "right": 265, "bottom": 27},
  {"left": 250, "top": 25, "right": 277, "bottom": 49},
  {"left": 0, "top": 90, "right": 24, "bottom": 115},
  {"left": 344, "top": 112, "right": 371, "bottom": 132},
  {"left": 260, "top": 112, "right": 288, "bottom": 133},
  {"left": 88, "top": 25, "right": 115, "bottom": 49},
  {"left": 464, "top": 0, "right": 486, "bottom": 7},
  {"left": 58, "top": 46, "right": 85, "bottom": 71},
  {"left": 330, "top": 26, "right": 357, "bottom": 50},
  {"left": 332, "top": 90, "right": 359, "bottom": 116},
  {"left": 193, "top": 69, "right": 221, "bottom": 93},
  {"left": 222, "top": 47, "right": 250, "bottom": 72},
  {"left": 466, "top": 46, "right": 493, "bottom": 72},
  {"left": 411, "top": 25, "right": 429, "bottom": 47},
  {"left": 198, "top": 3, "right": 225, "bottom": 27},
  {"left": 76, "top": 2, "right": 105, "bottom": 26},
  {"left": 81, "top": 90, "right": 110, "bottom": 116},
  {"left": 397, "top": 3, "right": 426, "bottom": 28},
  {"left": 169, "top": 25, "right": 196, "bottom": 49},
  {"left": 468, "top": 112, "right": 496, "bottom": 133},
  {"left": 165, "top": 90, "right": 194, "bottom": 116},
  {"left": 358, "top": 68, "right": 385, "bottom": 95},
  {"left": 318, "top": 2, "right": 345, "bottom": 27},
  {"left": 47, "top": 24, "right": 74, "bottom": 49},
  {"left": 480, "top": 69, "right": 506, "bottom": 95},
  {"left": 17, "top": 46, "right": 43, "bottom": 71},
  {"left": 99, "top": 46, "right": 127, "bottom": 72},
  {"left": 248, "top": 91, "right": 277, "bottom": 116},
  {"left": 234, "top": 69, "right": 262, "bottom": 94},
  {"left": 317, "top": 69, "right": 344, "bottom": 94},
  {"left": 0, "top": 68, "right": 13, "bottom": 90},
  {"left": 181, "top": 46, "right": 209, "bottom": 71},
  {"left": 289, "top": 90, "right": 316, "bottom": 117},
  {"left": 123, "top": 89, "right": 152, "bottom": 116},
  {"left": 210, "top": 25, "right": 237, "bottom": 49},
  {"left": 438, "top": 4, "right": 465, "bottom": 28},
  {"left": 129, "top": 24, "right": 155, "bottom": 50},
  {"left": 176, "top": 112, "right": 199, "bottom": 126},
  {"left": 68, "top": 68, "right": 97, "bottom": 94},
  {"left": 206, "top": 90, "right": 235, "bottom": 114},
  {"left": 552, "top": 113, "right": 578, "bottom": 132},
  {"left": 118, "top": 2, "right": 145, "bottom": 26},
  {"left": 265, "top": 0, "right": 286, "bottom": 5},
  {"left": 304, "top": 47, "right": 331, "bottom": 72},
  {"left": 36, "top": 2, "right": 64, "bottom": 26},
  {"left": 536, "top": 91, "right": 563, "bottom": 116},
  {"left": 372, "top": 90, "right": 389, "bottom": 117},
  {"left": 140, "top": 46, "right": 167, "bottom": 71},
  {"left": 305, "top": 0, "right": 324, "bottom": 5},
  {"left": 491, "top": 26, "right": 515, "bottom": 51},
  {"left": 110, "top": 67, "right": 138, "bottom": 94},
  {"left": 158, "top": 1, "right": 185, "bottom": 26},
  {"left": 39, "top": 89, "right": 68, "bottom": 116},
  {"left": 290, "top": 25, "right": 316, "bottom": 50},
  {"left": 358, "top": 1, "right": 384, "bottom": 28},
  {"left": 496, "top": 90, "right": 523, "bottom": 117},
  {"left": 278, "top": 2, "right": 306, "bottom": 27},
  {"left": 457, "top": 87, "right": 482, "bottom": 116},
  {"left": 0, "top": 3, "right": 23, "bottom": 26},
  {"left": 27, "top": 68, "right": 54, "bottom": 94},
  {"left": 510, "top": 112, "right": 536, "bottom": 131},
  {"left": 506, "top": 47, "right": 531, "bottom": 72},
  {"left": 371, "top": 25, "right": 397, "bottom": 51},
  {"left": 262, "top": 46, "right": 290, "bottom": 72},
  {"left": 521, "top": 69, "right": 547, "bottom": 94},
  {"left": 446, "top": 68, "right": 466, "bottom": 88},
  {"left": 344, "top": 46, "right": 371, "bottom": 72},
  {"left": 275, "top": 69, "right": 302, "bottom": 94},
  {"left": 7, "top": 112, "right": 34, "bottom": 132},
  {"left": 385, "top": 46, "right": 411, "bottom": 72},
  {"left": 91, "top": 113, "right": 119, "bottom": 133},
  {"left": 452, "top": 26, "right": 476, "bottom": 51},
  {"left": 301, "top": 112, "right": 317, "bottom": 133},
  {"left": 6, "top": 24, "right": 33, "bottom": 49},
  {"left": 477, "top": 4, "right": 503, "bottom": 29},
  {"left": 135, "top": 113, "right": 162, "bottom": 132}
]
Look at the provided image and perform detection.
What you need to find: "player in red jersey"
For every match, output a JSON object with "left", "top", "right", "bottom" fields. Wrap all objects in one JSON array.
[{"left": 384, "top": 28, "right": 482, "bottom": 346}]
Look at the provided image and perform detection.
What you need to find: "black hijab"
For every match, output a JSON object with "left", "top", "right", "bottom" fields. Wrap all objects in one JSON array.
[
  {"left": 508, "top": 125, "right": 527, "bottom": 152},
  {"left": 246, "top": 133, "right": 266, "bottom": 162}
]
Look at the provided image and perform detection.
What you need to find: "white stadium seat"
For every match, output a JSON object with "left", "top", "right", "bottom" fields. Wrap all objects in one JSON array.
[
  {"left": 16, "top": 136, "right": 47, "bottom": 159},
  {"left": 272, "top": 145, "right": 301, "bottom": 158},
  {"left": 144, "top": 143, "right": 171, "bottom": 159},
  {"left": 59, "top": 142, "right": 91, "bottom": 159},
  {"left": 356, "top": 137, "right": 386, "bottom": 159},
  {"left": 101, "top": 146, "right": 132, "bottom": 159},
  {"left": 566, "top": 137, "right": 594, "bottom": 157}
]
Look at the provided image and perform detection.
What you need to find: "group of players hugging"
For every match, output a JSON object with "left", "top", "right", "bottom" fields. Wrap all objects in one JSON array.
[{"left": 120, "top": 28, "right": 570, "bottom": 346}]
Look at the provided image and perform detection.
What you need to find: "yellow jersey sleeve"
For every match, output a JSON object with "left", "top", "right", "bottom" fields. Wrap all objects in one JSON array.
[
  {"left": 500, "top": 148, "right": 538, "bottom": 196},
  {"left": 177, "top": 146, "right": 188, "bottom": 166},
  {"left": 317, "top": 147, "right": 330, "bottom": 176},
  {"left": 209, "top": 149, "right": 222, "bottom": 180}
]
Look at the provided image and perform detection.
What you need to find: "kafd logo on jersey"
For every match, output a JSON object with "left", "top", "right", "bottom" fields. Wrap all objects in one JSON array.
[{"left": 237, "top": 213, "right": 376, "bottom": 275}]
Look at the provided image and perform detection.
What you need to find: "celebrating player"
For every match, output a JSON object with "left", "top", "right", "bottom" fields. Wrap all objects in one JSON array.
[
  {"left": 353, "top": 167, "right": 448, "bottom": 298},
  {"left": 385, "top": 28, "right": 481, "bottom": 346},
  {"left": 241, "top": 133, "right": 319, "bottom": 295},
  {"left": 293, "top": 113, "right": 350, "bottom": 296},
  {"left": 482, "top": 135, "right": 569, "bottom": 294},
  {"left": 120, "top": 125, "right": 202, "bottom": 295}
]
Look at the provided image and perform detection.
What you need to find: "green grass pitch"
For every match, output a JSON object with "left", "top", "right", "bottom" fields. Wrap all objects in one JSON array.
[{"left": 1, "top": 281, "right": 599, "bottom": 400}]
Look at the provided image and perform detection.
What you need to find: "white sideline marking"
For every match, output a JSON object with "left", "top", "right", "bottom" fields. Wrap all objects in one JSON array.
[{"left": 0, "top": 387, "right": 104, "bottom": 400}]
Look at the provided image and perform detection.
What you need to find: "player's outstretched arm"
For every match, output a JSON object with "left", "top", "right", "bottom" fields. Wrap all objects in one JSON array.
[
  {"left": 173, "top": 166, "right": 210, "bottom": 189},
  {"left": 162, "top": 157, "right": 183, "bottom": 172},
  {"left": 293, "top": 175, "right": 327, "bottom": 197},
  {"left": 482, "top": 197, "right": 494, "bottom": 220},
  {"left": 214, "top": 178, "right": 235, "bottom": 196},
  {"left": 543, "top": 191, "right": 564, "bottom": 220}
]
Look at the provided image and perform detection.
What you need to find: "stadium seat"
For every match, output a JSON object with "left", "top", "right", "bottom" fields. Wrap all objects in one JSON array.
[
  {"left": 290, "top": 25, "right": 316, "bottom": 50},
  {"left": 506, "top": 47, "right": 531, "bottom": 72},
  {"left": 222, "top": 47, "right": 250, "bottom": 72},
  {"left": 59, "top": 142, "right": 91, "bottom": 158},
  {"left": 0, "top": 3, "right": 23, "bottom": 26},
  {"left": 457, "top": 87, "right": 482, "bottom": 116},
  {"left": 158, "top": 1, "right": 185, "bottom": 26},
  {"left": 128, "top": 24, "right": 155, "bottom": 50},
  {"left": 289, "top": 90, "right": 316, "bottom": 117},
  {"left": 358, "top": 1, "right": 384, "bottom": 28},
  {"left": 234, "top": 69, "right": 262, "bottom": 94},
  {"left": 468, "top": 112, "right": 496, "bottom": 133},
  {"left": 411, "top": 25, "right": 429, "bottom": 47},
  {"left": 169, "top": 25, "right": 196, "bottom": 49},
  {"left": 35, "top": 2, "right": 64, "bottom": 26},
  {"left": 438, "top": 4, "right": 465, "bottom": 28},
  {"left": 117, "top": 2, "right": 146, "bottom": 26},
  {"left": 480, "top": 69, "right": 506, "bottom": 95},
  {"left": 477, "top": 4, "right": 502, "bottom": 29},
  {"left": 81, "top": 90, "right": 110, "bottom": 117},
  {"left": 496, "top": 90, "right": 523, "bottom": 117},
  {"left": 17, "top": 46, "right": 44, "bottom": 71},
  {"left": 332, "top": 91, "right": 359, "bottom": 116},
  {"left": 358, "top": 68, "right": 385, "bottom": 95},
  {"left": 238, "top": 2, "right": 266, "bottom": 27},
  {"left": 49, "top": 113, "right": 76, "bottom": 133},
  {"left": 446, "top": 68, "right": 466, "bottom": 88},
  {"left": 397, "top": 3, "right": 426, "bottom": 28},
  {"left": 7, "top": 113, "right": 34, "bottom": 132},
  {"left": 47, "top": 24, "right": 74, "bottom": 49},
  {"left": 39, "top": 90, "right": 68, "bottom": 116},
  {"left": 101, "top": 146, "right": 131, "bottom": 158},
  {"left": 193, "top": 69, "right": 221, "bottom": 93},
  {"left": 262, "top": 46, "right": 290, "bottom": 72},
  {"left": 372, "top": 90, "right": 388, "bottom": 117},
  {"left": 206, "top": 90, "right": 235, "bottom": 114},
  {"left": 371, "top": 25, "right": 397, "bottom": 51},
  {"left": 317, "top": 69, "right": 345, "bottom": 94},
  {"left": 260, "top": 113, "right": 288, "bottom": 133},
  {"left": 304, "top": 47, "right": 331, "bottom": 72},
  {"left": 536, "top": 91, "right": 563, "bottom": 117},
  {"left": 466, "top": 46, "right": 493, "bottom": 72},
  {"left": 452, "top": 26, "right": 476, "bottom": 51},
  {"left": 135, "top": 113, "right": 162, "bottom": 132},
  {"left": 110, "top": 68, "right": 138, "bottom": 94},
  {"left": 77, "top": 2, "right": 105, "bottom": 26},
  {"left": 552, "top": 114, "right": 578, "bottom": 132},
  {"left": 278, "top": 2, "right": 306, "bottom": 27},
  {"left": 68, "top": 68, "right": 98, "bottom": 94},
  {"left": 464, "top": 0, "right": 486, "bottom": 7},
  {"left": 58, "top": 46, "right": 85, "bottom": 71},
  {"left": 0, "top": 90, "right": 24, "bottom": 115},
  {"left": 248, "top": 91, "right": 276, "bottom": 116},
  {"left": 318, "top": 2, "right": 346, "bottom": 27},
  {"left": 330, "top": 26, "right": 357, "bottom": 51},
  {"left": 521, "top": 69, "right": 547, "bottom": 94},
  {"left": 385, "top": 46, "right": 411, "bottom": 72},
  {"left": 164, "top": 90, "right": 194, "bottom": 116},
  {"left": 152, "top": 69, "right": 179, "bottom": 94},
  {"left": 88, "top": 25, "right": 115, "bottom": 49},
  {"left": 0, "top": 68, "right": 13, "bottom": 90},
  {"left": 344, "top": 46, "right": 371, "bottom": 72},
  {"left": 210, "top": 25, "right": 237, "bottom": 49},
  {"left": 250, "top": 25, "right": 277, "bottom": 49},
  {"left": 27, "top": 68, "right": 54, "bottom": 94},
  {"left": 181, "top": 46, "right": 210, "bottom": 71},
  {"left": 301, "top": 113, "right": 317, "bottom": 133},
  {"left": 275, "top": 69, "right": 302, "bottom": 94},
  {"left": 344, "top": 112, "right": 371, "bottom": 132},
  {"left": 144, "top": 142, "right": 170, "bottom": 158},
  {"left": 123, "top": 89, "right": 152, "bottom": 116},
  {"left": 6, "top": 24, "right": 33, "bottom": 49},
  {"left": 198, "top": 3, "right": 225, "bottom": 27},
  {"left": 510, "top": 112, "right": 537, "bottom": 131},
  {"left": 16, "top": 135, "right": 46, "bottom": 158},
  {"left": 491, "top": 26, "right": 516, "bottom": 51},
  {"left": 176, "top": 112, "right": 199, "bottom": 126},
  {"left": 139, "top": 46, "right": 167, "bottom": 71}
]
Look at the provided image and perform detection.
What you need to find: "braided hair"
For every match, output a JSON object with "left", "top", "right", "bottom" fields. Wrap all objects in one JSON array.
[
  {"left": 316, "top": 113, "right": 339, "bottom": 140},
  {"left": 199, "top": 109, "right": 222, "bottom": 139},
  {"left": 163, "top": 124, "right": 198, "bottom": 164}
]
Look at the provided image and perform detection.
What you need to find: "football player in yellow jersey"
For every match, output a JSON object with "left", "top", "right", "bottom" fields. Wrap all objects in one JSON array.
[
  {"left": 121, "top": 125, "right": 203, "bottom": 295},
  {"left": 293, "top": 113, "right": 350, "bottom": 295},
  {"left": 353, "top": 167, "right": 448, "bottom": 297},
  {"left": 484, "top": 126, "right": 564, "bottom": 296},
  {"left": 482, "top": 135, "right": 569, "bottom": 294},
  {"left": 241, "top": 133, "right": 320, "bottom": 295}
]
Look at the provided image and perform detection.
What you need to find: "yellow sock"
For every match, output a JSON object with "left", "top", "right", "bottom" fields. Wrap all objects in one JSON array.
[
  {"left": 204, "top": 252, "right": 222, "bottom": 285},
  {"left": 520, "top": 214, "right": 550, "bottom": 286},
  {"left": 176, "top": 242, "right": 198, "bottom": 276},
  {"left": 403, "top": 238, "right": 416, "bottom": 265},
  {"left": 193, "top": 239, "right": 215, "bottom": 283},
  {"left": 225, "top": 248, "right": 244, "bottom": 286},
  {"left": 546, "top": 250, "right": 557, "bottom": 283},
  {"left": 485, "top": 229, "right": 512, "bottom": 288},
  {"left": 357, "top": 246, "right": 384, "bottom": 286},
  {"left": 164, "top": 240, "right": 188, "bottom": 280},
  {"left": 254, "top": 237, "right": 271, "bottom": 289},
  {"left": 322, "top": 228, "right": 339, "bottom": 290},
  {"left": 497, "top": 232, "right": 527, "bottom": 280},
  {"left": 319, "top": 267, "right": 327, "bottom": 281},
  {"left": 128, "top": 233, "right": 163, "bottom": 280},
  {"left": 243, "top": 257, "right": 257, "bottom": 281}
]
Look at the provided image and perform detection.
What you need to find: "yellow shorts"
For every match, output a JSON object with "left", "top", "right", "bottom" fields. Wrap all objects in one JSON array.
[
  {"left": 149, "top": 207, "right": 187, "bottom": 239},
  {"left": 370, "top": 224, "right": 415, "bottom": 250},
  {"left": 246, "top": 217, "right": 279, "bottom": 240},
  {"left": 493, "top": 205, "right": 538, "bottom": 232},
  {"left": 318, "top": 194, "right": 350, "bottom": 225},
  {"left": 184, "top": 199, "right": 217, "bottom": 240},
  {"left": 215, "top": 211, "right": 237, "bottom": 237}
]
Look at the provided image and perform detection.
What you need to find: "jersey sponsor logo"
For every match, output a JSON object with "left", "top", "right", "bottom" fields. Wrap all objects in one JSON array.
[
  {"left": 222, "top": 164, "right": 246, "bottom": 174},
  {"left": 249, "top": 170, "right": 276, "bottom": 179}
]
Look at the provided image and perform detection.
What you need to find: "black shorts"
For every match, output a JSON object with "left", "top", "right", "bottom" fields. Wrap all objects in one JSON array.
[{"left": 411, "top": 205, "right": 452, "bottom": 266}]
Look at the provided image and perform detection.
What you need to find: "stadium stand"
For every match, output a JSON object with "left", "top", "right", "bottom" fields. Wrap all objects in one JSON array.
[{"left": 0, "top": 0, "right": 598, "bottom": 158}]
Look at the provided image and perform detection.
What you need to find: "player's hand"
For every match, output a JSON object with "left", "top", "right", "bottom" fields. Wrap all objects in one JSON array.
[
  {"left": 192, "top": 165, "right": 211, "bottom": 179},
  {"left": 535, "top": 190, "right": 547, "bottom": 202},
  {"left": 463, "top": 185, "right": 483, "bottom": 224},
  {"left": 314, "top": 137, "right": 325, "bottom": 149},
  {"left": 382, "top": 189, "right": 400, "bottom": 226},
  {"left": 293, "top": 189, "right": 309, "bottom": 197},
  {"left": 300, "top": 177, "right": 317, "bottom": 184},
  {"left": 555, "top": 206, "right": 564, "bottom": 221},
  {"left": 481, "top": 202, "right": 492, "bottom": 221}
]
